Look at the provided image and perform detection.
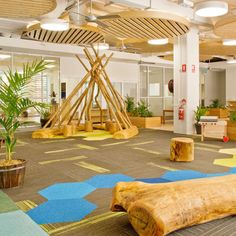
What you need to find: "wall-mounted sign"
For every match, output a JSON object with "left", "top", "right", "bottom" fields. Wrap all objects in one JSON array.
[
  {"left": 192, "top": 65, "right": 195, "bottom": 73},
  {"left": 182, "top": 64, "right": 186, "bottom": 72}
]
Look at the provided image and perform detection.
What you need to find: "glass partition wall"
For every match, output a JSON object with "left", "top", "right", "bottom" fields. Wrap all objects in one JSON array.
[
  {"left": 140, "top": 65, "right": 174, "bottom": 117},
  {"left": 0, "top": 52, "right": 60, "bottom": 122}
]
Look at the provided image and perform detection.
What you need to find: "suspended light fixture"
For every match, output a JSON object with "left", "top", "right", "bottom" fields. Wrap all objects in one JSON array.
[
  {"left": 0, "top": 54, "right": 11, "bottom": 60},
  {"left": 93, "top": 42, "right": 109, "bottom": 50},
  {"left": 223, "top": 39, "right": 236, "bottom": 46},
  {"left": 195, "top": 1, "right": 228, "bottom": 17},
  {"left": 147, "top": 38, "right": 168, "bottom": 45},
  {"left": 40, "top": 19, "right": 69, "bottom": 31}
]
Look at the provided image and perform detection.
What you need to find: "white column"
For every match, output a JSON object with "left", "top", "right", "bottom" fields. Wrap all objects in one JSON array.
[{"left": 174, "top": 27, "right": 200, "bottom": 134}]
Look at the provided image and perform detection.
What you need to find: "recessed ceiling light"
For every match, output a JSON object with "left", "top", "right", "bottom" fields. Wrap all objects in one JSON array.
[
  {"left": 223, "top": 39, "right": 236, "bottom": 46},
  {"left": 93, "top": 42, "right": 109, "bottom": 50},
  {"left": 0, "top": 54, "right": 11, "bottom": 59},
  {"left": 148, "top": 38, "right": 168, "bottom": 45},
  {"left": 195, "top": 1, "right": 228, "bottom": 17},
  {"left": 40, "top": 19, "right": 69, "bottom": 31},
  {"left": 45, "top": 64, "right": 55, "bottom": 68}
]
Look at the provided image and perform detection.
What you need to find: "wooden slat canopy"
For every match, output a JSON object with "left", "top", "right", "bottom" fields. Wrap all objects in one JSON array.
[
  {"left": 0, "top": 0, "right": 56, "bottom": 18},
  {"left": 101, "top": 10, "right": 189, "bottom": 41},
  {"left": 24, "top": 28, "right": 104, "bottom": 45}
]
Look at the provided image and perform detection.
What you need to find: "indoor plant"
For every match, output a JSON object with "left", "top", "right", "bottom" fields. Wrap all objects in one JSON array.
[
  {"left": 207, "top": 99, "right": 228, "bottom": 118},
  {"left": 40, "top": 107, "right": 51, "bottom": 128},
  {"left": 227, "top": 111, "right": 236, "bottom": 141},
  {"left": 0, "top": 60, "right": 47, "bottom": 188},
  {"left": 194, "top": 106, "right": 208, "bottom": 134},
  {"left": 125, "top": 95, "right": 135, "bottom": 114},
  {"left": 129, "top": 100, "right": 161, "bottom": 128}
]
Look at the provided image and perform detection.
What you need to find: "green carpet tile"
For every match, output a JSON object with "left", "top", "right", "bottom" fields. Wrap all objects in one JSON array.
[
  {"left": 0, "top": 190, "right": 19, "bottom": 213},
  {"left": 0, "top": 210, "right": 48, "bottom": 236}
]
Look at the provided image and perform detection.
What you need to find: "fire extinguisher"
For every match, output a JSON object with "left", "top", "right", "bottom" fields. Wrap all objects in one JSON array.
[
  {"left": 178, "top": 99, "right": 186, "bottom": 120},
  {"left": 178, "top": 106, "right": 184, "bottom": 120}
]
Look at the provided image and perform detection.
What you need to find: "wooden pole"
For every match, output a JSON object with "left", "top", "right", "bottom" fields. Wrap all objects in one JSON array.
[
  {"left": 43, "top": 66, "right": 92, "bottom": 128},
  {"left": 91, "top": 46, "right": 132, "bottom": 127},
  {"left": 94, "top": 87, "right": 103, "bottom": 125},
  {"left": 67, "top": 80, "right": 94, "bottom": 125}
]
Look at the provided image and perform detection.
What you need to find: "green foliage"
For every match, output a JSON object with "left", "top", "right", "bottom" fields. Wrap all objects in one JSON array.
[
  {"left": 125, "top": 95, "right": 135, "bottom": 113},
  {"left": 194, "top": 106, "right": 208, "bottom": 123},
  {"left": 132, "top": 100, "right": 153, "bottom": 117},
  {"left": 230, "top": 111, "right": 236, "bottom": 122},
  {"left": 208, "top": 99, "right": 225, "bottom": 109},
  {"left": 40, "top": 107, "right": 51, "bottom": 120},
  {"left": 0, "top": 60, "right": 48, "bottom": 161}
]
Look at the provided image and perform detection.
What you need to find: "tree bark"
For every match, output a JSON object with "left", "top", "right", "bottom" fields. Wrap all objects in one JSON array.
[{"left": 111, "top": 175, "right": 236, "bottom": 236}]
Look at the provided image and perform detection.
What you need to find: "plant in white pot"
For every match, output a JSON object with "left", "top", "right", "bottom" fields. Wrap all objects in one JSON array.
[{"left": 0, "top": 60, "right": 47, "bottom": 188}]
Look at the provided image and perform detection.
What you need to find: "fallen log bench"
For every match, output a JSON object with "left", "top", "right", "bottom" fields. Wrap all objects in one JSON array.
[{"left": 111, "top": 175, "right": 236, "bottom": 236}]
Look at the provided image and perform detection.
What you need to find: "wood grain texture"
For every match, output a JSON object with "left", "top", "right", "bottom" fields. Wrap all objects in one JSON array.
[
  {"left": 24, "top": 28, "right": 104, "bottom": 45},
  {"left": 111, "top": 175, "right": 236, "bottom": 236},
  {"left": 0, "top": 0, "right": 56, "bottom": 18},
  {"left": 170, "top": 137, "right": 194, "bottom": 162}
]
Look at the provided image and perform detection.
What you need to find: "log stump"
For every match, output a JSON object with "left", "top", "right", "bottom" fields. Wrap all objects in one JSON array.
[
  {"left": 85, "top": 120, "right": 93, "bottom": 132},
  {"left": 105, "top": 121, "right": 120, "bottom": 134},
  {"left": 170, "top": 137, "right": 194, "bottom": 162},
  {"left": 62, "top": 125, "right": 76, "bottom": 137},
  {"left": 111, "top": 175, "right": 236, "bottom": 236}
]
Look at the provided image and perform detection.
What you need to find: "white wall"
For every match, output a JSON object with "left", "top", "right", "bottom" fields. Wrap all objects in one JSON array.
[
  {"left": 204, "top": 70, "right": 226, "bottom": 106},
  {"left": 60, "top": 56, "right": 140, "bottom": 97},
  {"left": 226, "top": 67, "right": 236, "bottom": 101}
]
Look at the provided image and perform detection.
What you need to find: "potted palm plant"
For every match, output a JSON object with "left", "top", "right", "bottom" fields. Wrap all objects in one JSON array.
[
  {"left": 194, "top": 106, "right": 208, "bottom": 134},
  {"left": 40, "top": 107, "right": 51, "bottom": 128},
  {"left": 0, "top": 60, "right": 47, "bottom": 188}
]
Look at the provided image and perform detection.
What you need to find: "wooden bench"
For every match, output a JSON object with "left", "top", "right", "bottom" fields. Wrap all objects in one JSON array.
[{"left": 111, "top": 175, "right": 236, "bottom": 236}]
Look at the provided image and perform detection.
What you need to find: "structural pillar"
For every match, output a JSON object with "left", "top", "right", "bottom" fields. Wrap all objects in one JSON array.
[{"left": 174, "top": 27, "right": 199, "bottom": 135}]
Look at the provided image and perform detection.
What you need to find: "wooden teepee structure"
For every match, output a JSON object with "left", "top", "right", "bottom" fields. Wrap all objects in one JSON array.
[{"left": 32, "top": 47, "right": 138, "bottom": 139}]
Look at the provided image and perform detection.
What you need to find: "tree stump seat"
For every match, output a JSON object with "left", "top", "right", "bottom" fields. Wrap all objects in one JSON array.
[
  {"left": 111, "top": 175, "right": 236, "bottom": 236},
  {"left": 170, "top": 137, "right": 194, "bottom": 162}
]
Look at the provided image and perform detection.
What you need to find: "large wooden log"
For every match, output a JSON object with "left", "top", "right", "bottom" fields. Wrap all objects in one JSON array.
[
  {"left": 170, "top": 137, "right": 194, "bottom": 162},
  {"left": 111, "top": 175, "right": 236, "bottom": 236},
  {"left": 113, "top": 126, "right": 138, "bottom": 139}
]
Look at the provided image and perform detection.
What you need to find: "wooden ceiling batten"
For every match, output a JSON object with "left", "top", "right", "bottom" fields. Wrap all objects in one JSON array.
[
  {"left": 98, "top": 10, "right": 189, "bottom": 42},
  {"left": 25, "top": 28, "right": 104, "bottom": 46},
  {"left": 0, "top": 0, "right": 56, "bottom": 18},
  {"left": 143, "top": 18, "right": 168, "bottom": 38}
]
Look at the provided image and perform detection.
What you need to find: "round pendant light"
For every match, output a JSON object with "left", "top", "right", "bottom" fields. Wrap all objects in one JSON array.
[
  {"left": 40, "top": 19, "right": 69, "bottom": 31},
  {"left": 93, "top": 42, "right": 109, "bottom": 50},
  {"left": 148, "top": 38, "right": 168, "bottom": 45},
  {"left": 195, "top": 1, "right": 228, "bottom": 17},
  {"left": 223, "top": 39, "right": 236, "bottom": 46}
]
